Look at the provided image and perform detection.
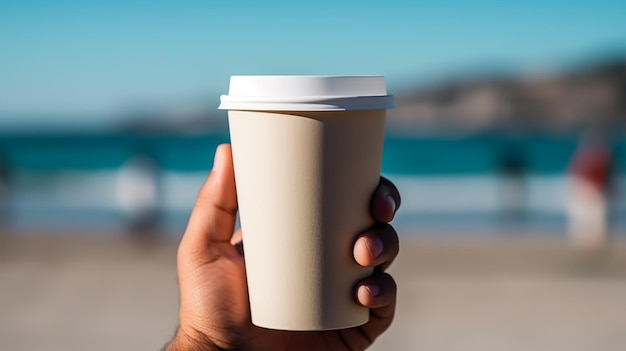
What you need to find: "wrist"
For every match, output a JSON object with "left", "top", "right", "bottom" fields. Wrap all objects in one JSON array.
[{"left": 165, "top": 327, "right": 227, "bottom": 351}]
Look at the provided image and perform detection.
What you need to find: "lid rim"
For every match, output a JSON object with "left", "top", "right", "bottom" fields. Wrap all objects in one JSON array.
[{"left": 219, "top": 95, "right": 394, "bottom": 111}]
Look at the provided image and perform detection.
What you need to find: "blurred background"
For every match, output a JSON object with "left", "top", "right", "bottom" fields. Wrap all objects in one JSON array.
[{"left": 1, "top": 1, "right": 626, "bottom": 350}]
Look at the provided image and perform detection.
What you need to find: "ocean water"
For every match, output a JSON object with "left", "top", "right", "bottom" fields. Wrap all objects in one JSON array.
[{"left": 2, "top": 132, "right": 626, "bottom": 235}]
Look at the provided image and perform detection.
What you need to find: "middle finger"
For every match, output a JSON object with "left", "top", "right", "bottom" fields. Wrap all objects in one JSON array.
[{"left": 353, "top": 223, "right": 399, "bottom": 270}]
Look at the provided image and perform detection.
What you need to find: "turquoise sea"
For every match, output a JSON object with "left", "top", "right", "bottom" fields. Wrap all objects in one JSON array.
[
  {"left": 1, "top": 132, "right": 625, "bottom": 234},
  {"left": 2, "top": 132, "right": 625, "bottom": 174}
]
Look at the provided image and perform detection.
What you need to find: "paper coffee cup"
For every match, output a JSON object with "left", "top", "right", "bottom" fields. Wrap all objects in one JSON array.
[{"left": 219, "top": 76, "right": 394, "bottom": 330}]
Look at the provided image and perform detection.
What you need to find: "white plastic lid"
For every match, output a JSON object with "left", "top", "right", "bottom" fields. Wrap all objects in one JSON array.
[{"left": 219, "top": 76, "right": 394, "bottom": 111}]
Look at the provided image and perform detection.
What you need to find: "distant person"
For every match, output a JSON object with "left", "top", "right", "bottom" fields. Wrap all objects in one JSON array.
[
  {"left": 567, "top": 134, "right": 615, "bottom": 253},
  {"left": 116, "top": 152, "right": 160, "bottom": 236},
  {"left": 0, "top": 152, "right": 10, "bottom": 227},
  {"left": 497, "top": 143, "right": 527, "bottom": 227},
  {"left": 163, "top": 145, "right": 401, "bottom": 351}
]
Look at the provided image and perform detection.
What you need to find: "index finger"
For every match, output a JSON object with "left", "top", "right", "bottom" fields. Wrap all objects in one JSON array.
[{"left": 370, "top": 177, "right": 401, "bottom": 223}]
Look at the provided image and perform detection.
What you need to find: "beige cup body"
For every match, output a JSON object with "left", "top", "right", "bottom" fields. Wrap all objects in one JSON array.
[{"left": 228, "top": 110, "right": 386, "bottom": 330}]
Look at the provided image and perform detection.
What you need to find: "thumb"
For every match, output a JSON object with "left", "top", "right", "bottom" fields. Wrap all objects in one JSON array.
[{"left": 179, "top": 144, "right": 238, "bottom": 261}]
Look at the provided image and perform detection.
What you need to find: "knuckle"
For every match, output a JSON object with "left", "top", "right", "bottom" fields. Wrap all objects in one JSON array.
[{"left": 384, "top": 273, "right": 397, "bottom": 293}]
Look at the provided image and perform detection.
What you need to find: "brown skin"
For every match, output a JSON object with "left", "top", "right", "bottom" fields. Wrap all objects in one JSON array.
[{"left": 167, "top": 144, "right": 401, "bottom": 351}]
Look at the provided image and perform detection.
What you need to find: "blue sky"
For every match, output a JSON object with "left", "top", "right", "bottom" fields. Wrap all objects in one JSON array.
[{"left": 1, "top": 0, "right": 625, "bottom": 123}]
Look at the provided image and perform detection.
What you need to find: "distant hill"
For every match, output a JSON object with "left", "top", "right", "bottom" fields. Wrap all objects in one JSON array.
[
  {"left": 107, "top": 58, "right": 626, "bottom": 136},
  {"left": 388, "top": 58, "right": 626, "bottom": 134}
]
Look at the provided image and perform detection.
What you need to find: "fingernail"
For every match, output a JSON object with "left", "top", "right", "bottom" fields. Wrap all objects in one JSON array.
[
  {"left": 367, "top": 284, "right": 381, "bottom": 297},
  {"left": 369, "top": 236, "right": 384, "bottom": 259},
  {"left": 385, "top": 195, "right": 397, "bottom": 215},
  {"left": 212, "top": 146, "right": 223, "bottom": 173}
]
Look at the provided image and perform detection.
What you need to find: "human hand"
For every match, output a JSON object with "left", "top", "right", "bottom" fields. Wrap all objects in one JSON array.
[{"left": 166, "top": 144, "right": 400, "bottom": 351}]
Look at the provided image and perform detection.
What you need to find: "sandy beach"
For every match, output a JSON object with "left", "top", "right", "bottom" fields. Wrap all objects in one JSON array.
[{"left": 1, "top": 232, "right": 626, "bottom": 351}]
